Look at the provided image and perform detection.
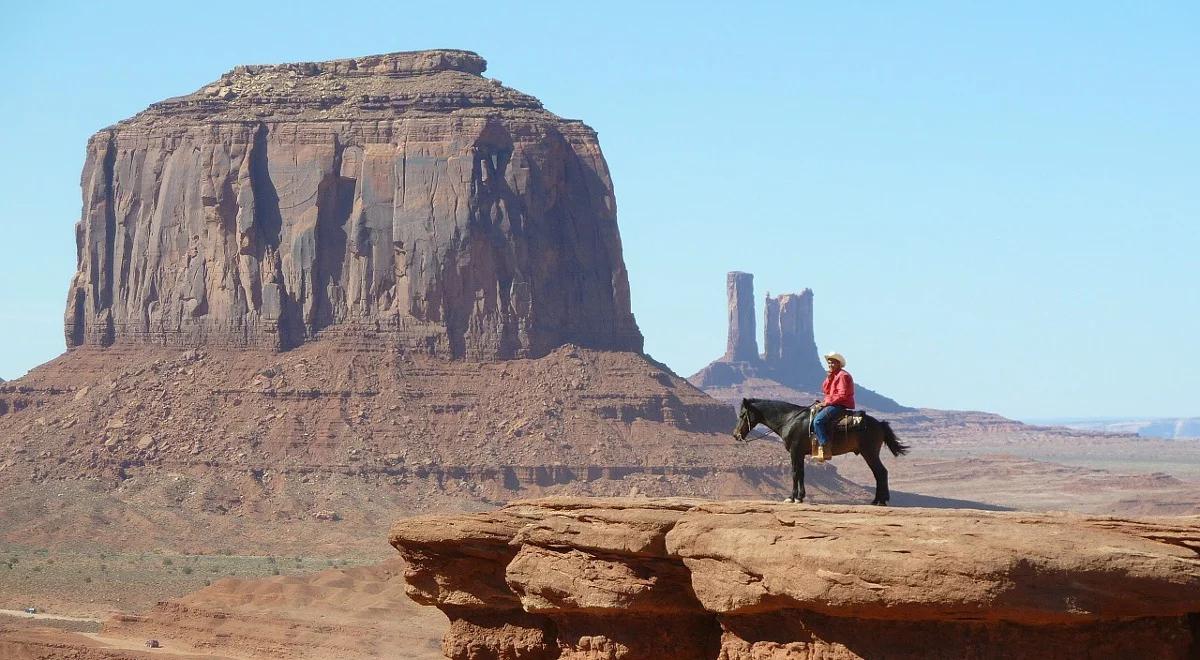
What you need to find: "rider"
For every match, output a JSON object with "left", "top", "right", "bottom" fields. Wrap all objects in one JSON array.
[{"left": 813, "top": 352, "right": 855, "bottom": 461}]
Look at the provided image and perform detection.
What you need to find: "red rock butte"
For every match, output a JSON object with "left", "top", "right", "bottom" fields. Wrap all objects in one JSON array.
[
  {"left": 66, "top": 49, "right": 642, "bottom": 359},
  {"left": 2, "top": 51, "right": 901, "bottom": 557}
]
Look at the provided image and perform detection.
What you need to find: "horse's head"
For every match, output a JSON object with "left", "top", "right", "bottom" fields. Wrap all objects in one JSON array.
[{"left": 732, "top": 398, "right": 761, "bottom": 442}]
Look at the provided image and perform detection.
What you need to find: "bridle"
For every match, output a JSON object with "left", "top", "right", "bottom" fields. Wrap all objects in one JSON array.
[{"left": 733, "top": 405, "right": 776, "bottom": 443}]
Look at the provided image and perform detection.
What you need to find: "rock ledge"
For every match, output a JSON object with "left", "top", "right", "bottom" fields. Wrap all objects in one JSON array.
[{"left": 390, "top": 497, "right": 1200, "bottom": 659}]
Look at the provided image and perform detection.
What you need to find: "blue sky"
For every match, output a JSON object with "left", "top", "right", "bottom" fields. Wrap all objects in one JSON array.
[{"left": 0, "top": 2, "right": 1196, "bottom": 420}]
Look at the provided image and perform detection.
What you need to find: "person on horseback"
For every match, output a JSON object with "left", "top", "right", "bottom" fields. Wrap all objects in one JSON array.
[{"left": 813, "top": 351, "right": 855, "bottom": 461}]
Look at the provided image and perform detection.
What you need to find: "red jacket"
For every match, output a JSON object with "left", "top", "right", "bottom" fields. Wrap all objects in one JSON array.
[{"left": 822, "top": 370, "right": 855, "bottom": 409}]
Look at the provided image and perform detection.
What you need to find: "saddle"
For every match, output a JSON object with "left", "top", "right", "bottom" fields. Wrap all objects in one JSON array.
[
  {"left": 809, "top": 402, "right": 867, "bottom": 429},
  {"left": 808, "top": 402, "right": 867, "bottom": 455}
]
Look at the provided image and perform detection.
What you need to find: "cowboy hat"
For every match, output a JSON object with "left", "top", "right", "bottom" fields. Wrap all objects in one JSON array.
[{"left": 823, "top": 352, "right": 846, "bottom": 367}]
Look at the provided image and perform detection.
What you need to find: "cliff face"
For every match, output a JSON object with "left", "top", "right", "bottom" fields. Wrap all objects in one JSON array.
[
  {"left": 65, "top": 49, "right": 641, "bottom": 359},
  {"left": 391, "top": 497, "right": 1200, "bottom": 660}
]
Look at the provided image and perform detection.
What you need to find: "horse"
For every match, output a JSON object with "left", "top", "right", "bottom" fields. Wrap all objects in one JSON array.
[{"left": 732, "top": 398, "right": 910, "bottom": 505}]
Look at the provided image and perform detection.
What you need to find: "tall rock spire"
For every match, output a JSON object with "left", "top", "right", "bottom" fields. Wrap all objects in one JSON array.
[
  {"left": 769, "top": 290, "right": 826, "bottom": 388},
  {"left": 763, "top": 293, "right": 780, "bottom": 363},
  {"left": 724, "top": 272, "right": 758, "bottom": 362},
  {"left": 692, "top": 272, "right": 909, "bottom": 412}
]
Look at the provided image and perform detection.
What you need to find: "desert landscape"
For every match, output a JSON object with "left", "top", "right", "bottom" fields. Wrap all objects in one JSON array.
[{"left": 0, "top": 37, "right": 1196, "bottom": 660}]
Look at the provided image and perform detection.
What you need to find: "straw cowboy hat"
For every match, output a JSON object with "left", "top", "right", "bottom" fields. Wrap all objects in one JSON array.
[{"left": 823, "top": 352, "right": 846, "bottom": 368}]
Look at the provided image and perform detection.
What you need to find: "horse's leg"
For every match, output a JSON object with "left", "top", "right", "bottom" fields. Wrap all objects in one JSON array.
[
  {"left": 787, "top": 443, "right": 806, "bottom": 503},
  {"left": 862, "top": 440, "right": 890, "bottom": 505}
]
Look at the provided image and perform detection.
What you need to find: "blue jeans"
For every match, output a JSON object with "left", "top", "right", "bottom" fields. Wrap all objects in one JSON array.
[{"left": 813, "top": 405, "right": 847, "bottom": 447}]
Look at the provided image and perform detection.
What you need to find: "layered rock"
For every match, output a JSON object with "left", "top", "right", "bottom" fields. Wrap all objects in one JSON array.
[
  {"left": 1, "top": 342, "right": 907, "bottom": 553},
  {"left": 390, "top": 496, "right": 1200, "bottom": 659},
  {"left": 65, "top": 49, "right": 641, "bottom": 359}
]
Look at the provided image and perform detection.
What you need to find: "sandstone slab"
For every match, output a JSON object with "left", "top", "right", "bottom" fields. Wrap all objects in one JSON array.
[{"left": 390, "top": 497, "right": 1200, "bottom": 659}]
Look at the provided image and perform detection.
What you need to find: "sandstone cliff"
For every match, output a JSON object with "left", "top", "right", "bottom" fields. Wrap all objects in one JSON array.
[
  {"left": 65, "top": 49, "right": 641, "bottom": 359},
  {"left": 391, "top": 497, "right": 1200, "bottom": 659}
]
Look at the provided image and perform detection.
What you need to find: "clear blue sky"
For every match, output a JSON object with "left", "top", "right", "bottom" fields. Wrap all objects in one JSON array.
[{"left": 0, "top": 2, "right": 1196, "bottom": 420}]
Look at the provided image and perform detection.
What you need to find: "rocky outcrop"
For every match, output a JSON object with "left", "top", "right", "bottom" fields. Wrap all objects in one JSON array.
[
  {"left": 764, "top": 290, "right": 825, "bottom": 386},
  {"left": 691, "top": 272, "right": 906, "bottom": 411},
  {"left": 724, "top": 272, "right": 758, "bottom": 362},
  {"left": 65, "top": 49, "right": 641, "bottom": 359},
  {"left": 391, "top": 497, "right": 1200, "bottom": 659},
  {"left": 2, "top": 342, "right": 914, "bottom": 553}
]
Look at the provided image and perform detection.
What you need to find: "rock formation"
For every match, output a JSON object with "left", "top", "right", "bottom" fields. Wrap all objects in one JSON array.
[
  {"left": 391, "top": 496, "right": 1200, "bottom": 659},
  {"left": 0, "top": 51, "right": 916, "bottom": 559},
  {"left": 765, "top": 290, "right": 825, "bottom": 385},
  {"left": 691, "top": 272, "right": 906, "bottom": 411},
  {"left": 64, "top": 49, "right": 641, "bottom": 360},
  {"left": 724, "top": 272, "right": 758, "bottom": 362}
]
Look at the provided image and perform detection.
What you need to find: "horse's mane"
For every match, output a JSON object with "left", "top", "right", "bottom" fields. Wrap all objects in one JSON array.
[{"left": 745, "top": 398, "right": 806, "bottom": 418}]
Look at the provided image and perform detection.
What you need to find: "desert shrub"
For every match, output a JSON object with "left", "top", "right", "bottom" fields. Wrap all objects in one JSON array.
[
  {"left": 272, "top": 568, "right": 280, "bottom": 575},
  {"left": 84, "top": 576, "right": 92, "bottom": 583},
  {"left": 162, "top": 558, "right": 173, "bottom": 566},
  {"left": 182, "top": 566, "right": 193, "bottom": 575}
]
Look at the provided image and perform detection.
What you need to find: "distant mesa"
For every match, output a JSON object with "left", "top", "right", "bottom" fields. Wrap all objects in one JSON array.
[
  {"left": 65, "top": 48, "right": 641, "bottom": 360},
  {"left": 690, "top": 271, "right": 910, "bottom": 412},
  {"left": 1052, "top": 417, "right": 1200, "bottom": 440}
]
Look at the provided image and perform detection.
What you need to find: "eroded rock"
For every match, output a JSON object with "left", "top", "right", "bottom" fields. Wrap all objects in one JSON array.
[
  {"left": 65, "top": 49, "right": 641, "bottom": 360},
  {"left": 390, "top": 497, "right": 1200, "bottom": 659}
]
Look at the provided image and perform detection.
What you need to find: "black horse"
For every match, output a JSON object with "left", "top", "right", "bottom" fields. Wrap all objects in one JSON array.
[{"left": 732, "top": 398, "right": 910, "bottom": 505}]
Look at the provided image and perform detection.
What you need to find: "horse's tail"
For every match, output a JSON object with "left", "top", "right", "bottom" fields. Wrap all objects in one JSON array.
[{"left": 880, "top": 420, "right": 910, "bottom": 457}]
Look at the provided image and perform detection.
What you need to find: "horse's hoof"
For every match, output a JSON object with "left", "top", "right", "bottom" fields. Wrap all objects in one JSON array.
[
  {"left": 872, "top": 500, "right": 888, "bottom": 506},
  {"left": 783, "top": 497, "right": 796, "bottom": 503}
]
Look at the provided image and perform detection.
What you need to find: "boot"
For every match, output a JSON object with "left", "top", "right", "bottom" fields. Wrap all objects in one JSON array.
[{"left": 814, "top": 445, "right": 828, "bottom": 462}]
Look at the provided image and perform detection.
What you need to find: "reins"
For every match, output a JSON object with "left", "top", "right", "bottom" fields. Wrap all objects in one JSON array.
[{"left": 738, "top": 429, "right": 777, "bottom": 443}]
